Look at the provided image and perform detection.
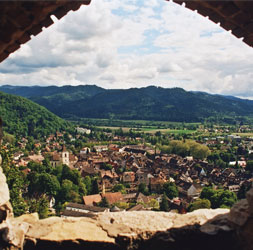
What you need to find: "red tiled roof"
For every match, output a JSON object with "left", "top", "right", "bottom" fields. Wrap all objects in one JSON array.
[
  {"left": 102, "top": 192, "right": 123, "bottom": 205},
  {"left": 83, "top": 194, "right": 102, "bottom": 206},
  {"left": 69, "top": 154, "right": 77, "bottom": 162},
  {"left": 52, "top": 153, "right": 60, "bottom": 161}
]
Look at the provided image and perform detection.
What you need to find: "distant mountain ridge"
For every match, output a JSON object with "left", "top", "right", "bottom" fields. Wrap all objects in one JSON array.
[{"left": 1, "top": 85, "right": 253, "bottom": 123}]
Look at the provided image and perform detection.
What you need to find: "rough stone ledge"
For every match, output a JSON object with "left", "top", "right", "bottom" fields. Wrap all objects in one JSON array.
[{"left": 4, "top": 208, "right": 238, "bottom": 250}]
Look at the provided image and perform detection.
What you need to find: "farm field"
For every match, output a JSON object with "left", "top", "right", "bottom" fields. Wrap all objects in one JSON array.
[
  {"left": 98, "top": 126, "right": 196, "bottom": 134},
  {"left": 232, "top": 132, "right": 253, "bottom": 137},
  {"left": 78, "top": 118, "right": 200, "bottom": 128}
]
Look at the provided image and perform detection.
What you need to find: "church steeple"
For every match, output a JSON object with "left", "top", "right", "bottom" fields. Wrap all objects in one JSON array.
[{"left": 61, "top": 145, "right": 69, "bottom": 166}]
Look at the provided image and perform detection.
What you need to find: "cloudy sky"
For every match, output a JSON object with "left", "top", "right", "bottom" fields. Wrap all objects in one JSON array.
[{"left": 0, "top": 0, "right": 252, "bottom": 98}]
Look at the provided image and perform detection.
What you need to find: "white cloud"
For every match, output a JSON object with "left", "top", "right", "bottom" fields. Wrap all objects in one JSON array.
[{"left": 0, "top": 0, "right": 252, "bottom": 98}]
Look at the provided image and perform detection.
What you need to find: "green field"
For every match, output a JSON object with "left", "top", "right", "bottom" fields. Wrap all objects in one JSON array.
[
  {"left": 78, "top": 118, "right": 201, "bottom": 135},
  {"left": 232, "top": 132, "right": 253, "bottom": 137},
  {"left": 78, "top": 118, "right": 200, "bottom": 129},
  {"left": 97, "top": 126, "right": 131, "bottom": 132},
  {"left": 98, "top": 126, "right": 196, "bottom": 135}
]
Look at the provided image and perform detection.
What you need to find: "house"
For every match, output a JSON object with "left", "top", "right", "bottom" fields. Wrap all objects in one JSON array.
[
  {"left": 83, "top": 194, "right": 102, "bottom": 206},
  {"left": 127, "top": 204, "right": 147, "bottom": 211},
  {"left": 169, "top": 198, "right": 187, "bottom": 214},
  {"left": 228, "top": 185, "right": 240, "bottom": 192},
  {"left": 136, "top": 170, "right": 154, "bottom": 185},
  {"left": 80, "top": 147, "right": 91, "bottom": 155},
  {"left": 80, "top": 165, "right": 97, "bottom": 177},
  {"left": 123, "top": 193, "right": 137, "bottom": 203},
  {"left": 102, "top": 192, "right": 123, "bottom": 205},
  {"left": 185, "top": 156, "right": 193, "bottom": 161},
  {"left": 94, "top": 145, "right": 108, "bottom": 153},
  {"left": 187, "top": 183, "right": 203, "bottom": 199},
  {"left": 110, "top": 206, "right": 122, "bottom": 212},
  {"left": 13, "top": 152, "right": 24, "bottom": 161},
  {"left": 28, "top": 153, "right": 44, "bottom": 163},
  {"left": 69, "top": 154, "right": 78, "bottom": 168},
  {"left": 229, "top": 161, "right": 246, "bottom": 167},
  {"left": 149, "top": 175, "right": 167, "bottom": 193},
  {"left": 136, "top": 192, "right": 151, "bottom": 204},
  {"left": 21, "top": 168, "right": 31, "bottom": 175},
  {"left": 122, "top": 146, "right": 146, "bottom": 155},
  {"left": 76, "top": 127, "right": 91, "bottom": 135},
  {"left": 74, "top": 161, "right": 89, "bottom": 171},
  {"left": 49, "top": 145, "right": 70, "bottom": 167},
  {"left": 177, "top": 181, "right": 193, "bottom": 197},
  {"left": 200, "top": 168, "right": 207, "bottom": 177},
  {"left": 50, "top": 153, "right": 61, "bottom": 167},
  {"left": 48, "top": 196, "right": 56, "bottom": 209},
  {"left": 62, "top": 202, "right": 109, "bottom": 218},
  {"left": 98, "top": 171, "right": 119, "bottom": 191},
  {"left": 122, "top": 171, "right": 135, "bottom": 183}
]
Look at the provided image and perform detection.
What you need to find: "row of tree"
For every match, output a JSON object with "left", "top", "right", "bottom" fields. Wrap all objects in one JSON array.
[{"left": 159, "top": 140, "right": 210, "bottom": 159}]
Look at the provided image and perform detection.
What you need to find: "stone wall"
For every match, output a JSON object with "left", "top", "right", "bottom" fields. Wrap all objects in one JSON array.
[{"left": 0, "top": 166, "right": 253, "bottom": 250}]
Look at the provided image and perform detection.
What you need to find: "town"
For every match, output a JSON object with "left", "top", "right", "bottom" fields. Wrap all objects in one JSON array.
[{"left": 2, "top": 122, "right": 253, "bottom": 219}]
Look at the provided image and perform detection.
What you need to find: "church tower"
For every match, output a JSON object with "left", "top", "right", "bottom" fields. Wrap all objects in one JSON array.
[{"left": 61, "top": 145, "right": 69, "bottom": 166}]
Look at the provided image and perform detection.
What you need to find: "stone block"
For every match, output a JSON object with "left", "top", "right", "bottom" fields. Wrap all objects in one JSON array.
[
  {"left": 53, "top": 7, "right": 69, "bottom": 20},
  {"left": 5, "top": 42, "right": 20, "bottom": 54},
  {"left": 220, "top": 3, "right": 240, "bottom": 17},
  {"left": 41, "top": 16, "right": 54, "bottom": 28},
  {"left": 18, "top": 32, "right": 31, "bottom": 44},
  {"left": 0, "top": 52, "right": 8, "bottom": 63},
  {"left": 232, "top": 27, "right": 245, "bottom": 38},
  {"left": 221, "top": 21, "right": 237, "bottom": 31},
  {"left": 244, "top": 22, "right": 253, "bottom": 33},
  {"left": 243, "top": 35, "right": 253, "bottom": 47},
  {"left": 29, "top": 24, "right": 42, "bottom": 36}
]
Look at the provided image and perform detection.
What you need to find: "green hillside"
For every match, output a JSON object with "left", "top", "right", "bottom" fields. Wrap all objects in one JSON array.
[
  {"left": 1, "top": 85, "right": 253, "bottom": 123},
  {"left": 0, "top": 91, "right": 69, "bottom": 138}
]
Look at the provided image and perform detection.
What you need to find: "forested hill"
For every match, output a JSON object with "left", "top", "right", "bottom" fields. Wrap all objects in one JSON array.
[
  {"left": 1, "top": 85, "right": 253, "bottom": 123},
  {"left": 0, "top": 91, "right": 69, "bottom": 137}
]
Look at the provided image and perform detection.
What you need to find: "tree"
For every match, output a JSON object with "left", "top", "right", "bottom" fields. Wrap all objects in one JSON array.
[
  {"left": 220, "top": 152, "right": 235, "bottom": 163},
  {"left": 57, "top": 179, "right": 80, "bottom": 204},
  {"left": 112, "top": 184, "right": 126, "bottom": 194},
  {"left": 83, "top": 176, "right": 92, "bottom": 194},
  {"left": 1, "top": 150, "right": 28, "bottom": 216},
  {"left": 200, "top": 187, "right": 216, "bottom": 200},
  {"left": 246, "top": 160, "right": 253, "bottom": 173},
  {"left": 91, "top": 179, "right": 99, "bottom": 194},
  {"left": 98, "top": 197, "right": 110, "bottom": 208},
  {"left": 38, "top": 173, "right": 60, "bottom": 196},
  {"left": 237, "top": 184, "right": 251, "bottom": 200},
  {"left": 148, "top": 198, "right": 159, "bottom": 210},
  {"left": 27, "top": 172, "right": 60, "bottom": 197},
  {"left": 163, "top": 182, "right": 178, "bottom": 199},
  {"left": 78, "top": 182, "right": 87, "bottom": 196},
  {"left": 187, "top": 141, "right": 210, "bottom": 160},
  {"left": 219, "top": 190, "right": 237, "bottom": 208},
  {"left": 188, "top": 199, "right": 211, "bottom": 212},
  {"left": 207, "top": 153, "right": 220, "bottom": 163},
  {"left": 101, "top": 163, "right": 113, "bottom": 170},
  {"left": 37, "top": 196, "right": 50, "bottom": 219},
  {"left": 160, "top": 193, "right": 169, "bottom": 211},
  {"left": 138, "top": 183, "right": 149, "bottom": 196},
  {"left": 200, "top": 187, "right": 237, "bottom": 208}
]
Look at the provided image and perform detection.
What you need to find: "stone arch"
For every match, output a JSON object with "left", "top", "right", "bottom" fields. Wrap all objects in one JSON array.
[{"left": 0, "top": 0, "right": 252, "bottom": 64}]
